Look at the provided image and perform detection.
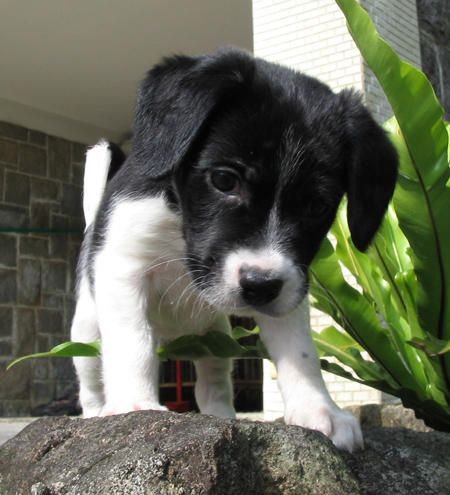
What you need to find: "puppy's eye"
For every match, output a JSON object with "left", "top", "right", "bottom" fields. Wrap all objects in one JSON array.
[{"left": 210, "top": 169, "right": 240, "bottom": 194}]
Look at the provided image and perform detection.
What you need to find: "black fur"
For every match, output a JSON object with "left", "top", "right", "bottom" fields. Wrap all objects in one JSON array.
[
  {"left": 89, "top": 48, "right": 398, "bottom": 291},
  {"left": 106, "top": 142, "right": 127, "bottom": 181}
]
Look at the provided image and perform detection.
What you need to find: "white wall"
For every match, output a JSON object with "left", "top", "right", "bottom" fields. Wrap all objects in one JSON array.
[{"left": 253, "top": 0, "right": 363, "bottom": 91}]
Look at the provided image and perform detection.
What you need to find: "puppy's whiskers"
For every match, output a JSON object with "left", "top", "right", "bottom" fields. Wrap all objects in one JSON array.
[
  {"left": 173, "top": 271, "right": 205, "bottom": 319},
  {"left": 157, "top": 270, "right": 193, "bottom": 315}
]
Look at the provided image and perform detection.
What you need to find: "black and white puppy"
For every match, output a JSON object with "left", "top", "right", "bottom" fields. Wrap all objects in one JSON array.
[{"left": 71, "top": 49, "right": 397, "bottom": 452}]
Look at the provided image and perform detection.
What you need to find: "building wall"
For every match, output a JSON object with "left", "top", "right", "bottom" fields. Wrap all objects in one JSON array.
[
  {"left": 416, "top": 0, "right": 450, "bottom": 118},
  {"left": 0, "top": 121, "right": 85, "bottom": 415},
  {"left": 253, "top": 0, "right": 363, "bottom": 91}
]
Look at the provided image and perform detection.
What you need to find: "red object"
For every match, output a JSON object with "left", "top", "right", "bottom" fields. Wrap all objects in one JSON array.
[{"left": 165, "top": 360, "right": 191, "bottom": 412}]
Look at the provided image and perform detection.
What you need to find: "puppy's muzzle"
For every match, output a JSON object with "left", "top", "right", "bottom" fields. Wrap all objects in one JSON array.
[{"left": 239, "top": 265, "right": 283, "bottom": 306}]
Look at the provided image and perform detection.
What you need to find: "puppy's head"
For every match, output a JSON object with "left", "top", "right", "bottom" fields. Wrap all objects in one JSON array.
[{"left": 133, "top": 50, "right": 398, "bottom": 317}]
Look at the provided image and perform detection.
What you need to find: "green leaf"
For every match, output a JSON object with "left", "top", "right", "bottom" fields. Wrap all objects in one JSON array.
[
  {"left": 157, "top": 335, "right": 214, "bottom": 361},
  {"left": 319, "top": 359, "right": 399, "bottom": 398},
  {"left": 231, "top": 326, "right": 260, "bottom": 340},
  {"left": 387, "top": 119, "right": 450, "bottom": 345},
  {"left": 7, "top": 341, "right": 101, "bottom": 370},
  {"left": 336, "top": 0, "right": 450, "bottom": 372},
  {"left": 408, "top": 335, "right": 450, "bottom": 357},
  {"left": 157, "top": 332, "right": 247, "bottom": 361},
  {"left": 201, "top": 331, "right": 247, "bottom": 358},
  {"left": 310, "top": 238, "right": 417, "bottom": 391},
  {"left": 312, "top": 326, "right": 395, "bottom": 386}
]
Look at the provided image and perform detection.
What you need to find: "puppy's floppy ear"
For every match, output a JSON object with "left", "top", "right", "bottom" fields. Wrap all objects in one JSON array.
[
  {"left": 132, "top": 49, "right": 255, "bottom": 179},
  {"left": 338, "top": 90, "right": 398, "bottom": 251}
]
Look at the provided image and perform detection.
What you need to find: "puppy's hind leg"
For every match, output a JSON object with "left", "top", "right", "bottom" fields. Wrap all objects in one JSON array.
[
  {"left": 71, "top": 279, "right": 105, "bottom": 418},
  {"left": 194, "top": 316, "right": 236, "bottom": 419}
]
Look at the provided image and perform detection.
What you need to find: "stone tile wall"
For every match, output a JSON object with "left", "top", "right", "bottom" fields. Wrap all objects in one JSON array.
[
  {"left": 0, "top": 121, "right": 86, "bottom": 415},
  {"left": 417, "top": 0, "right": 450, "bottom": 118}
]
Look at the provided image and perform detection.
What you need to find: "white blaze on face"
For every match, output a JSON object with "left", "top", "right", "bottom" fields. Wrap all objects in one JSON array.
[{"left": 219, "top": 245, "right": 305, "bottom": 316}]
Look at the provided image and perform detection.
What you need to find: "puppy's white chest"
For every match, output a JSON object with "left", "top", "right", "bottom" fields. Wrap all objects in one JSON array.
[
  {"left": 146, "top": 261, "right": 215, "bottom": 338},
  {"left": 97, "top": 195, "right": 217, "bottom": 338}
]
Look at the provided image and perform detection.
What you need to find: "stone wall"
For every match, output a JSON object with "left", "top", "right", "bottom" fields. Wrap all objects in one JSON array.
[
  {"left": 0, "top": 121, "right": 86, "bottom": 416},
  {"left": 417, "top": 0, "right": 450, "bottom": 118}
]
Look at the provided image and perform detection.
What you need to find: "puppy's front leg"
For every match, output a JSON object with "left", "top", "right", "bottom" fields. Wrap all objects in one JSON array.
[
  {"left": 194, "top": 315, "right": 236, "bottom": 419},
  {"left": 257, "top": 299, "right": 363, "bottom": 452},
  {"left": 95, "top": 253, "right": 165, "bottom": 416}
]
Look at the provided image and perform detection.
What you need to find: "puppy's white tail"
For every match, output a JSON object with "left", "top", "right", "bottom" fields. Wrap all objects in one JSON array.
[{"left": 83, "top": 140, "right": 125, "bottom": 229}]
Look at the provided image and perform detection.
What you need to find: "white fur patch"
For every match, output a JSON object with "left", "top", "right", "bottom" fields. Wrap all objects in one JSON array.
[
  {"left": 218, "top": 246, "right": 304, "bottom": 316},
  {"left": 83, "top": 140, "right": 111, "bottom": 229},
  {"left": 257, "top": 299, "right": 364, "bottom": 452},
  {"left": 75, "top": 196, "right": 228, "bottom": 414}
]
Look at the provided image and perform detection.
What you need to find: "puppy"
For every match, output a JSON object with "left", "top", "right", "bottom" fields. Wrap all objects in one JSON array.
[{"left": 71, "top": 49, "right": 397, "bottom": 452}]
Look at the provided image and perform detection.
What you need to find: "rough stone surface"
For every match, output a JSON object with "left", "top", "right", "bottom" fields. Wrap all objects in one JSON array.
[
  {"left": 346, "top": 403, "right": 432, "bottom": 432},
  {"left": 1, "top": 411, "right": 449, "bottom": 495},
  {"left": 344, "top": 427, "right": 450, "bottom": 495},
  {"left": 0, "top": 412, "right": 359, "bottom": 495}
]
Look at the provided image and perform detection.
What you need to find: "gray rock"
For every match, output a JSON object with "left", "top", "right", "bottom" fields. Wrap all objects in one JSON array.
[
  {"left": 344, "top": 427, "right": 450, "bottom": 495},
  {"left": 0, "top": 411, "right": 359, "bottom": 495},
  {"left": 346, "top": 403, "right": 432, "bottom": 432},
  {"left": 1, "top": 411, "right": 449, "bottom": 494}
]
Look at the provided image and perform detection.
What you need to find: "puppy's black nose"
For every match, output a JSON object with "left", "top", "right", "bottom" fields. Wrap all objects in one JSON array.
[{"left": 239, "top": 266, "right": 283, "bottom": 306}]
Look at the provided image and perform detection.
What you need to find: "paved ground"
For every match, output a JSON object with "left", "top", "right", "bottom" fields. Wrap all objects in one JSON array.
[{"left": 0, "top": 418, "right": 37, "bottom": 446}]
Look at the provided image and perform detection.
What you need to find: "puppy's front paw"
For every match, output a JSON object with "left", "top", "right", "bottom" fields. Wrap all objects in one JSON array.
[
  {"left": 285, "top": 399, "right": 364, "bottom": 453},
  {"left": 101, "top": 401, "right": 168, "bottom": 417}
]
